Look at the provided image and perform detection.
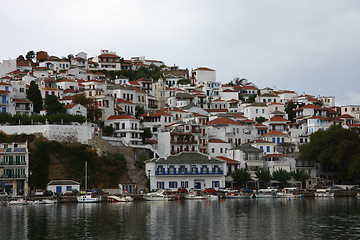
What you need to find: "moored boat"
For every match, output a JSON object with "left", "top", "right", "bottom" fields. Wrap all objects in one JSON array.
[
  {"left": 77, "top": 192, "right": 101, "bottom": 203},
  {"left": 144, "top": 189, "right": 176, "bottom": 201},
  {"left": 8, "top": 199, "right": 28, "bottom": 205},
  {"left": 276, "top": 188, "right": 303, "bottom": 198},
  {"left": 108, "top": 195, "right": 133, "bottom": 202},
  {"left": 314, "top": 189, "right": 334, "bottom": 197}
]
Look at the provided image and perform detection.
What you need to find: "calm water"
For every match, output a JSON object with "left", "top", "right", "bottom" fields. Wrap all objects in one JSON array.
[{"left": 1, "top": 198, "right": 360, "bottom": 240}]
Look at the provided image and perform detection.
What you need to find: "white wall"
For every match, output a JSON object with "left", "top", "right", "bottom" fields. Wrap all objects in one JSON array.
[{"left": 0, "top": 124, "right": 95, "bottom": 144}]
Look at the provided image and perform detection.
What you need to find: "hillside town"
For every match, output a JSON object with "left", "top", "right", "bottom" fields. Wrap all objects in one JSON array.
[{"left": 0, "top": 49, "right": 359, "bottom": 199}]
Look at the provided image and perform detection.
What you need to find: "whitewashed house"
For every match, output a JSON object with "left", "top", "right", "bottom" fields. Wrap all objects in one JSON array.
[
  {"left": 105, "top": 115, "right": 143, "bottom": 145},
  {"left": 47, "top": 180, "right": 80, "bottom": 194},
  {"left": 63, "top": 104, "right": 87, "bottom": 118},
  {"left": 145, "top": 152, "right": 226, "bottom": 191}
]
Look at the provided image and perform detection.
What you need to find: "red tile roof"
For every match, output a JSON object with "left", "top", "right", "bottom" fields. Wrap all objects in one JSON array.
[
  {"left": 261, "top": 130, "right": 287, "bottom": 137},
  {"left": 195, "top": 67, "right": 215, "bottom": 71},
  {"left": 269, "top": 116, "right": 290, "bottom": 122},
  {"left": 216, "top": 156, "right": 240, "bottom": 164},
  {"left": 209, "top": 139, "right": 228, "bottom": 143},
  {"left": 107, "top": 114, "right": 138, "bottom": 120},
  {"left": 207, "top": 117, "right": 241, "bottom": 126}
]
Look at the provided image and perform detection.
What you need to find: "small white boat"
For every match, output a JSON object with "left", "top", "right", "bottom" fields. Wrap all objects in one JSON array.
[
  {"left": 108, "top": 195, "right": 133, "bottom": 202},
  {"left": 226, "top": 192, "right": 253, "bottom": 199},
  {"left": 144, "top": 189, "right": 176, "bottom": 201},
  {"left": 28, "top": 200, "right": 46, "bottom": 205},
  {"left": 43, "top": 199, "right": 58, "bottom": 204},
  {"left": 184, "top": 190, "right": 207, "bottom": 200},
  {"left": 276, "top": 188, "right": 303, "bottom": 198},
  {"left": 206, "top": 195, "right": 219, "bottom": 200},
  {"left": 255, "top": 193, "right": 277, "bottom": 198},
  {"left": 8, "top": 199, "right": 28, "bottom": 205},
  {"left": 314, "top": 189, "right": 334, "bottom": 197},
  {"left": 77, "top": 192, "right": 101, "bottom": 203}
]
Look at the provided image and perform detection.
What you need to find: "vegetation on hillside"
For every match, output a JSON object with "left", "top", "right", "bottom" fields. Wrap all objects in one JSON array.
[
  {"left": 0, "top": 112, "right": 86, "bottom": 124},
  {"left": 14, "top": 136, "right": 129, "bottom": 189},
  {"left": 96, "top": 65, "right": 164, "bottom": 81},
  {"left": 299, "top": 125, "right": 360, "bottom": 181}
]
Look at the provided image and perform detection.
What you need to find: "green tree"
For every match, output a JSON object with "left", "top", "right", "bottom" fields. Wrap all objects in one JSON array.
[
  {"left": 26, "top": 51, "right": 35, "bottom": 61},
  {"left": 232, "top": 168, "right": 251, "bottom": 188},
  {"left": 299, "top": 125, "right": 360, "bottom": 181},
  {"left": 273, "top": 168, "right": 291, "bottom": 188},
  {"left": 255, "top": 117, "right": 267, "bottom": 123},
  {"left": 26, "top": 81, "right": 43, "bottom": 113},
  {"left": 135, "top": 105, "right": 144, "bottom": 119},
  {"left": 255, "top": 169, "right": 272, "bottom": 188},
  {"left": 141, "top": 128, "right": 152, "bottom": 143},
  {"left": 103, "top": 126, "right": 114, "bottom": 136},
  {"left": 72, "top": 93, "right": 102, "bottom": 122},
  {"left": 285, "top": 101, "right": 296, "bottom": 122},
  {"left": 291, "top": 170, "right": 311, "bottom": 189},
  {"left": 44, "top": 95, "right": 66, "bottom": 115}
]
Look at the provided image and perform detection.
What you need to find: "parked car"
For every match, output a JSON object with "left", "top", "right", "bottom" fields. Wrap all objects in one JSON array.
[
  {"left": 204, "top": 188, "right": 216, "bottom": 194},
  {"left": 34, "top": 189, "right": 44, "bottom": 196},
  {"left": 218, "top": 187, "right": 232, "bottom": 193},
  {"left": 0, "top": 191, "right": 8, "bottom": 199}
]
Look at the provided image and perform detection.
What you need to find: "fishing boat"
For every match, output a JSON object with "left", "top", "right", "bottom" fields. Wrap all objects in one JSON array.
[
  {"left": 255, "top": 192, "right": 277, "bottom": 198},
  {"left": 144, "top": 189, "right": 176, "bottom": 201}
]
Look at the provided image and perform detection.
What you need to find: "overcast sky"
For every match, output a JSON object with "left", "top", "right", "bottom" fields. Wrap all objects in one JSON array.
[{"left": 1, "top": 0, "right": 360, "bottom": 106}]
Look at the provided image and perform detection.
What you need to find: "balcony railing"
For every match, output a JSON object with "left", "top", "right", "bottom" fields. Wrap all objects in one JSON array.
[
  {"left": 155, "top": 169, "right": 223, "bottom": 175},
  {"left": 170, "top": 140, "right": 198, "bottom": 144},
  {"left": 15, "top": 107, "right": 31, "bottom": 111},
  {"left": 0, "top": 161, "right": 27, "bottom": 166},
  {"left": 0, "top": 174, "right": 26, "bottom": 179}
]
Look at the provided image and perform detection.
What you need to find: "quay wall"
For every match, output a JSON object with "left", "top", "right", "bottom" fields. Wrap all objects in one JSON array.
[{"left": 0, "top": 124, "right": 95, "bottom": 144}]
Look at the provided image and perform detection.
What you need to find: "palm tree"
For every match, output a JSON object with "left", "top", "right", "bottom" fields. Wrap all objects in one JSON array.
[
  {"left": 291, "top": 170, "right": 311, "bottom": 189},
  {"left": 255, "top": 169, "right": 272, "bottom": 188},
  {"left": 273, "top": 168, "right": 291, "bottom": 189}
]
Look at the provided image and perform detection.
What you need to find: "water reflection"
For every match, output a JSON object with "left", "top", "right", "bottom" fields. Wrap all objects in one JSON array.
[{"left": 1, "top": 198, "right": 360, "bottom": 240}]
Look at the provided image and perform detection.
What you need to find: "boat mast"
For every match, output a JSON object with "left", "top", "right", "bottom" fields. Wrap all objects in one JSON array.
[{"left": 85, "top": 161, "right": 88, "bottom": 190}]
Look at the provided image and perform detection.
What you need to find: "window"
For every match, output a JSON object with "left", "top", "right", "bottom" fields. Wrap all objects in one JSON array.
[
  {"left": 267, "top": 146, "right": 270, "bottom": 152},
  {"left": 191, "top": 165, "right": 197, "bottom": 173},
  {"left": 202, "top": 165, "right": 208, "bottom": 173},
  {"left": 179, "top": 165, "right": 186, "bottom": 174},
  {"left": 211, "top": 148, "right": 215, "bottom": 153},
  {"left": 157, "top": 182, "right": 165, "bottom": 189},
  {"left": 212, "top": 181, "right": 220, "bottom": 188},
  {"left": 169, "top": 165, "right": 175, "bottom": 174},
  {"left": 220, "top": 148, "right": 223, "bottom": 153},
  {"left": 181, "top": 181, "right": 188, "bottom": 188},
  {"left": 169, "top": 181, "right": 178, "bottom": 188}
]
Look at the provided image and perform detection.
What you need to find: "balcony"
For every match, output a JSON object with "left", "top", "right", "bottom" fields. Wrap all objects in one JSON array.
[
  {"left": 0, "top": 174, "right": 26, "bottom": 179},
  {"left": 15, "top": 107, "right": 31, "bottom": 111},
  {"left": 155, "top": 169, "right": 224, "bottom": 175},
  {"left": 0, "top": 161, "right": 27, "bottom": 166},
  {"left": 170, "top": 140, "right": 198, "bottom": 144}
]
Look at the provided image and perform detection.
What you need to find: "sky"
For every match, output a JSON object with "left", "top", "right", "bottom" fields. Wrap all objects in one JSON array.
[{"left": 1, "top": 0, "right": 360, "bottom": 106}]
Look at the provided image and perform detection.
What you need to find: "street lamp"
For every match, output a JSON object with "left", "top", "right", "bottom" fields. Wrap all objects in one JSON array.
[{"left": 147, "top": 170, "right": 151, "bottom": 192}]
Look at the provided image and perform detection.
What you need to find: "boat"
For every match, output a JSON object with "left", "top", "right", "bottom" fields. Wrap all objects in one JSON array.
[
  {"left": 255, "top": 192, "right": 277, "bottom": 198},
  {"left": 276, "top": 188, "right": 303, "bottom": 198},
  {"left": 314, "top": 189, "right": 334, "bottom": 197},
  {"left": 206, "top": 194, "right": 219, "bottom": 200},
  {"left": 108, "top": 195, "right": 133, "bottom": 202},
  {"left": 226, "top": 189, "right": 253, "bottom": 199},
  {"left": 8, "top": 199, "right": 28, "bottom": 205},
  {"left": 77, "top": 161, "right": 101, "bottom": 203},
  {"left": 144, "top": 189, "right": 176, "bottom": 201},
  {"left": 77, "top": 191, "right": 101, "bottom": 203},
  {"left": 43, "top": 199, "right": 58, "bottom": 204},
  {"left": 184, "top": 189, "right": 207, "bottom": 200}
]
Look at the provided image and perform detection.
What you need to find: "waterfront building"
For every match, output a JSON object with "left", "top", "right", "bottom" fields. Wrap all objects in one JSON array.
[
  {"left": 47, "top": 180, "right": 80, "bottom": 194},
  {"left": 145, "top": 152, "right": 226, "bottom": 191},
  {"left": 0, "top": 142, "right": 29, "bottom": 196}
]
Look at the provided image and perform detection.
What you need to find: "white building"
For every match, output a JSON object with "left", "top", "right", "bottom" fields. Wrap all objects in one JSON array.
[
  {"left": 145, "top": 152, "right": 226, "bottom": 191},
  {"left": 47, "top": 180, "right": 80, "bottom": 194},
  {"left": 105, "top": 115, "right": 143, "bottom": 145},
  {"left": 0, "top": 142, "right": 29, "bottom": 196}
]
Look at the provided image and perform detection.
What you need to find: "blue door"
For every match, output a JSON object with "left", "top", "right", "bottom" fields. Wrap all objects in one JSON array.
[
  {"left": 194, "top": 182, "right": 201, "bottom": 189},
  {"left": 56, "top": 186, "right": 62, "bottom": 194}
]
